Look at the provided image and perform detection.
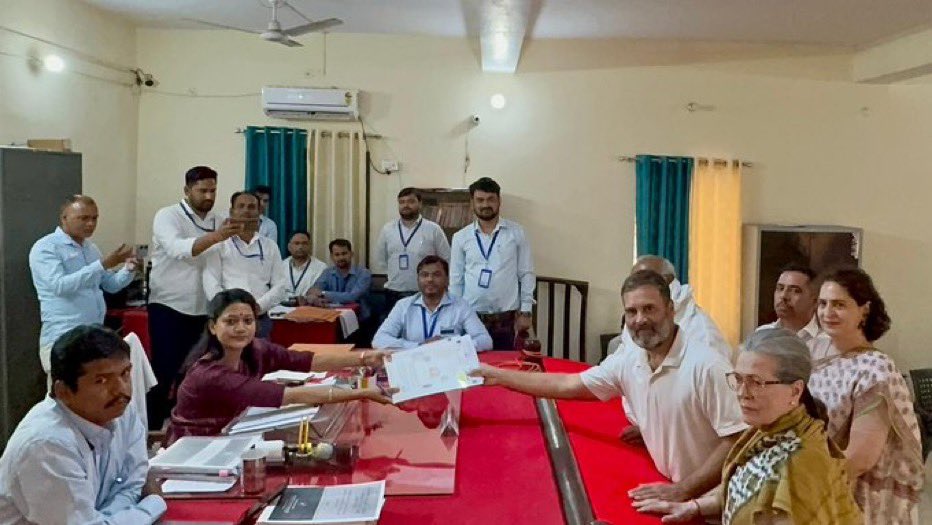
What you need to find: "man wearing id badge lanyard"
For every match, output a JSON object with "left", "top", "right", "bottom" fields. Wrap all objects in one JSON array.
[
  {"left": 203, "top": 191, "right": 287, "bottom": 338},
  {"left": 29, "top": 195, "right": 141, "bottom": 378},
  {"left": 148, "top": 166, "right": 242, "bottom": 429},
  {"left": 374, "top": 188, "right": 450, "bottom": 311},
  {"left": 450, "top": 177, "right": 535, "bottom": 350},
  {"left": 281, "top": 230, "right": 327, "bottom": 302},
  {"left": 372, "top": 255, "right": 492, "bottom": 350}
]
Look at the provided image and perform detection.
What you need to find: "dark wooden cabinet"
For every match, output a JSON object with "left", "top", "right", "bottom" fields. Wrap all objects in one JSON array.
[{"left": 0, "top": 148, "right": 81, "bottom": 450}]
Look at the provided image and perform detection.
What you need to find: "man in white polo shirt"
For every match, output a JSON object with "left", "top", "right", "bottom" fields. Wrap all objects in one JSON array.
[
  {"left": 147, "top": 166, "right": 240, "bottom": 429},
  {"left": 471, "top": 270, "right": 745, "bottom": 505},
  {"left": 203, "top": 191, "right": 288, "bottom": 338},
  {"left": 607, "top": 255, "right": 733, "bottom": 446}
]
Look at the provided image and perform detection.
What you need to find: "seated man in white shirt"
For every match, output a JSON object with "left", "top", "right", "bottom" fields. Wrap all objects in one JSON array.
[
  {"left": 0, "top": 325, "right": 166, "bottom": 524},
  {"left": 372, "top": 255, "right": 492, "bottom": 351},
  {"left": 607, "top": 255, "right": 731, "bottom": 361},
  {"left": 608, "top": 255, "right": 733, "bottom": 445},
  {"left": 757, "top": 263, "right": 821, "bottom": 343},
  {"left": 282, "top": 230, "right": 327, "bottom": 303},
  {"left": 203, "top": 191, "right": 287, "bottom": 338},
  {"left": 472, "top": 270, "right": 746, "bottom": 505}
]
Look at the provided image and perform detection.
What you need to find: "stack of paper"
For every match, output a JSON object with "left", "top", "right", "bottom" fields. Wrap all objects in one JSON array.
[
  {"left": 262, "top": 370, "right": 328, "bottom": 383},
  {"left": 228, "top": 405, "right": 321, "bottom": 435},
  {"left": 335, "top": 309, "right": 358, "bottom": 338},
  {"left": 385, "top": 335, "right": 483, "bottom": 403},
  {"left": 257, "top": 481, "right": 386, "bottom": 524},
  {"left": 151, "top": 436, "right": 258, "bottom": 480},
  {"left": 161, "top": 478, "right": 238, "bottom": 494},
  {"left": 269, "top": 305, "right": 297, "bottom": 318}
]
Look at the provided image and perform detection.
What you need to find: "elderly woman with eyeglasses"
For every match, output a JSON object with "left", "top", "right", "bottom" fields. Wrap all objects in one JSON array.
[{"left": 634, "top": 328, "right": 861, "bottom": 524}]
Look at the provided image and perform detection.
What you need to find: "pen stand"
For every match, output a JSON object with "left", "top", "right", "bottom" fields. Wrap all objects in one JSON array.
[{"left": 283, "top": 442, "right": 358, "bottom": 471}]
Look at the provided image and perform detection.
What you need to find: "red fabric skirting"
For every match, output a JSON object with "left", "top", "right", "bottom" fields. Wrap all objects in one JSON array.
[{"left": 544, "top": 357, "right": 666, "bottom": 525}]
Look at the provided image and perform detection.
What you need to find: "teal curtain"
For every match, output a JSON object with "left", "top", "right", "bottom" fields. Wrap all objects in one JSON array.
[
  {"left": 244, "top": 126, "right": 308, "bottom": 252},
  {"left": 635, "top": 155, "right": 693, "bottom": 283}
]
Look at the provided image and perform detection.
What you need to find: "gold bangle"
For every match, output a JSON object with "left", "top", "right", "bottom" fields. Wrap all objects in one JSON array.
[
  {"left": 328, "top": 386, "right": 333, "bottom": 402},
  {"left": 359, "top": 350, "right": 367, "bottom": 366}
]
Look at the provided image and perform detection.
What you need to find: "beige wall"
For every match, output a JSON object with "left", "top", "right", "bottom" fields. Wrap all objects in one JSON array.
[
  {"left": 0, "top": 0, "right": 138, "bottom": 251},
  {"left": 132, "top": 30, "right": 932, "bottom": 368}
]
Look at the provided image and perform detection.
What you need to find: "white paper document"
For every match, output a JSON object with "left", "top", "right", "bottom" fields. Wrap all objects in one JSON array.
[
  {"left": 336, "top": 308, "right": 358, "bottom": 338},
  {"left": 269, "top": 305, "right": 296, "bottom": 318},
  {"left": 262, "top": 370, "right": 328, "bottom": 383},
  {"left": 151, "top": 435, "right": 259, "bottom": 475},
  {"left": 228, "top": 404, "right": 321, "bottom": 435},
  {"left": 161, "top": 479, "right": 237, "bottom": 494},
  {"left": 384, "top": 335, "right": 483, "bottom": 403},
  {"left": 258, "top": 480, "right": 386, "bottom": 524}
]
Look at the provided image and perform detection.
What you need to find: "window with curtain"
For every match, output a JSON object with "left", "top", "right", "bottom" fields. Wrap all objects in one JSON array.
[
  {"left": 635, "top": 155, "right": 694, "bottom": 282},
  {"left": 244, "top": 126, "right": 308, "bottom": 252},
  {"left": 689, "top": 159, "right": 743, "bottom": 345},
  {"left": 307, "top": 129, "right": 367, "bottom": 264}
]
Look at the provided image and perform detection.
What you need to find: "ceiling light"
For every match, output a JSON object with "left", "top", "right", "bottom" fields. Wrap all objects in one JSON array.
[
  {"left": 490, "top": 93, "right": 506, "bottom": 109},
  {"left": 43, "top": 54, "right": 65, "bottom": 73}
]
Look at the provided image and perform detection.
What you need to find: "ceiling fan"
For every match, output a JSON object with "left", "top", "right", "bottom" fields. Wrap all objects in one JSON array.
[{"left": 187, "top": 0, "right": 342, "bottom": 47}]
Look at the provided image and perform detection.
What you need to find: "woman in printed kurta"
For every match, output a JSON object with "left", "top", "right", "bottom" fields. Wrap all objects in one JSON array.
[
  {"left": 808, "top": 268, "right": 923, "bottom": 524},
  {"left": 633, "top": 329, "right": 861, "bottom": 524},
  {"left": 166, "top": 288, "right": 393, "bottom": 443}
]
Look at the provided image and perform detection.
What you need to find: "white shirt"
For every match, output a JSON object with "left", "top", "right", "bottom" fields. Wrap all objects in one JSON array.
[
  {"left": 609, "top": 279, "right": 733, "bottom": 362},
  {"left": 580, "top": 329, "right": 747, "bottom": 482},
  {"left": 203, "top": 232, "right": 287, "bottom": 314},
  {"left": 372, "top": 293, "right": 493, "bottom": 351},
  {"left": 449, "top": 218, "right": 536, "bottom": 313},
  {"left": 374, "top": 216, "right": 451, "bottom": 292},
  {"left": 259, "top": 215, "right": 278, "bottom": 243},
  {"left": 757, "top": 315, "right": 822, "bottom": 344},
  {"left": 149, "top": 200, "right": 222, "bottom": 316},
  {"left": 282, "top": 256, "right": 327, "bottom": 297}
]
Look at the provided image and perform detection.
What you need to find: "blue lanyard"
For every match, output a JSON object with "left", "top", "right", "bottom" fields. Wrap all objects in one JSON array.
[
  {"left": 473, "top": 228, "right": 500, "bottom": 261},
  {"left": 420, "top": 304, "right": 446, "bottom": 339},
  {"left": 232, "top": 236, "right": 264, "bottom": 261},
  {"left": 179, "top": 202, "right": 216, "bottom": 232},
  {"left": 289, "top": 260, "right": 311, "bottom": 291},
  {"left": 397, "top": 219, "right": 423, "bottom": 251}
]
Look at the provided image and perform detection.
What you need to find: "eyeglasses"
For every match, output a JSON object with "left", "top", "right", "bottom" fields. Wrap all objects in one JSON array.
[{"left": 725, "top": 372, "right": 794, "bottom": 393}]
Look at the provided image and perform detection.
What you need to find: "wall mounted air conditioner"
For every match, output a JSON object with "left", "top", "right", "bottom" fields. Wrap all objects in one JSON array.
[{"left": 261, "top": 87, "right": 359, "bottom": 120}]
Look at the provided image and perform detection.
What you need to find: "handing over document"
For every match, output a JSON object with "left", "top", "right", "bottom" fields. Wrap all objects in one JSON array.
[{"left": 384, "top": 335, "right": 483, "bottom": 403}]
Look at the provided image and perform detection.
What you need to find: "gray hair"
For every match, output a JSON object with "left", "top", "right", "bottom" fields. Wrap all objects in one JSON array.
[
  {"left": 634, "top": 255, "right": 677, "bottom": 280},
  {"left": 742, "top": 328, "right": 811, "bottom": 383},
  {"left": 742, "top": 328, "right": 826, "bottom": 421}
]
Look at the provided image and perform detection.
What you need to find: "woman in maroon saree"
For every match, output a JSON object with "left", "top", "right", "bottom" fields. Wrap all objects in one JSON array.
[{"left": 166, "top": 288, "right": 392, "bottom": 443}]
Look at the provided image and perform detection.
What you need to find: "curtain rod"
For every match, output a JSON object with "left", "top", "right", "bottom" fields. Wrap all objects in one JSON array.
[
  {"left": 617, "top": 155, "right": 752, "bottom": 168},
  {"left": 234, "top": 127, "right": 382, "bottom": 139}
]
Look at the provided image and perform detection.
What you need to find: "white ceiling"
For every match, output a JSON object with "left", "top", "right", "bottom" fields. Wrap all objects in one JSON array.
[{"left": 82, "top": 0, "right": 932, "bottom": 47}]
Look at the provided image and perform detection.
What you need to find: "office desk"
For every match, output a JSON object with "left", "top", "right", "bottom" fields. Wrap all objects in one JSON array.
[
  {"left": 106, "top": 305, "right": 354, "bottom": 357},
  {"left": 162, "top": 352, "right": 666, "bottom": 524}
]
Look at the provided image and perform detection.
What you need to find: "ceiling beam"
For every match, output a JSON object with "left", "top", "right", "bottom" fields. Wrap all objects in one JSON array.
[
  {"left": 853, "top": 27, "right": 932, "bottom": 83},
  {"left": 464, "top": 0, "right": 540, "bottom": 73}
]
